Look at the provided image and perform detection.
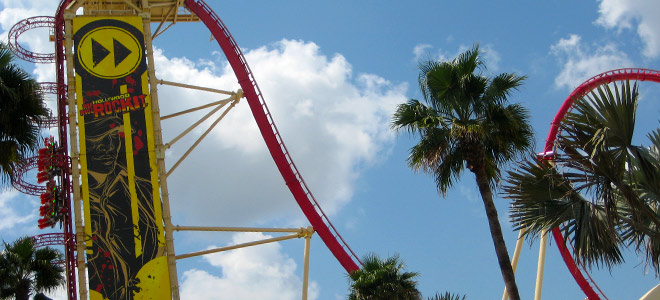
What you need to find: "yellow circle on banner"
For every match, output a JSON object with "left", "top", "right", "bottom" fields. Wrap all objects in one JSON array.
[
  {"left": 133, "top": 256, "right": 171, "bottom": 299},
  {"left": 77, "top": 26, "right": 142, "bottom": 79}
]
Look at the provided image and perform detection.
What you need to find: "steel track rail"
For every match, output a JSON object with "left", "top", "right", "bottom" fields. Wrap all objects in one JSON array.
[
  {"left": 544, "top": 68, "right": 660, "bottom": 300},
  {"left": 184, "top": 0, "right": 361, "bottom": 272}
]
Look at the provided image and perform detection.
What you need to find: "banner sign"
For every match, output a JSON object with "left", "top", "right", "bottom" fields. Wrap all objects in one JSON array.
[{"left": 73, "top": 16, "right": 171, "bottom": 300}]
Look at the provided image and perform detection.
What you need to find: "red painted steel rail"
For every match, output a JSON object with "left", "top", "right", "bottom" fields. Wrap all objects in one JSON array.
[
  {"left": 48, "top": 4, "right": 361, "bottom": 300},
  {"left": 32, "top": 233, "right": 75, "bottom": 265},
  {"left": 7, "top": 16, "right": 56, "bottom": 63},
  {"left": 544, "top": 68, "right": 660, "bottom": 300},
  {"left": 11, "top": 154, "right": 70, "bottom": 196},
  {"left": 184, "top": 0, "right": 361, "bottom": 272},
  {"left": 54, "top": 2, "right": 77, "bottom": 300}
]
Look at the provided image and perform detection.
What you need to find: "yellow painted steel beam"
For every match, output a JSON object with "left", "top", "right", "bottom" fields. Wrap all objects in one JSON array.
[
  {"left": 160, "top": 97, "right": 234, "bottom": 120},
  {"left": 158, "top": 79, "right": 241, "bottom": 96},
  {"left": 165, "top": 98, "right": 239, "bottom": 177},
  {"left": 175, "top": 233, "right": 305, "bottom": 260},
  {"left": 174, "top": 225, "right": 309, "bottom": 233},
  {"left": 63, "top": 11, "right": 89, "bottom": 300},
  {"left": 78, "top": 0, "right": 198, "bottom": 22},
  {"left": 141, "top": 11, "right": 181, "bottom": 300},
  {"left": 534, "top": 231, "right": 548, "bottom": 300},
  {"left": 302, "top": 227, "right": 314, "bottom": 300},
  {"left": 502, "top": 229, "right": 525, "bottom": 300},
  {"left": 163, "top": 100, "right": 228, "bottom": 149}
]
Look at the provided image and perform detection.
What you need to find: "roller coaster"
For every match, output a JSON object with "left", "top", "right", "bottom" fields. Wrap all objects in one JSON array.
[{"left": 6, "top": 1, "right": 660, "bottom": 299}]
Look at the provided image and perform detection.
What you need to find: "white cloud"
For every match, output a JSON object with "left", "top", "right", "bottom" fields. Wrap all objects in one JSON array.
[
  {"left": 411, "top": 44, "right": 500, "bottom": 72},
  {"left": 596, "top": 0, "right": 660, "bottom": 58},
  {"left": 155, "top": 39, "right": 406, "bottom": 226},
  {"left": 480, "top": 44, "right": 501, "bottom": 72},
  {"left": 0, "top": 0, "right": 58, "bottom": 64},
  {"left": 179, "top": 232, "right": 319, "bottom": 300},
  {"left": 412, "top": 44, "right": 432, "bottom": 62},
  {"left": 1, "top": 2, "right": 406, "bottom": 295},
  {"left": 551, "top": 34, "right": 633, "bottom": 90},
  {"left": 0, "top": 190, "right": 36, "bottom": 232},
  {"left": 0, "top": 0, "right": 59, "bottom": 115}
]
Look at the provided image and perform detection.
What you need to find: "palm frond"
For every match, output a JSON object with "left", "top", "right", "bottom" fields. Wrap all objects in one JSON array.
[
  {"left": 0, "top": 42, "right": 48, "bottom": 185},
  {"left": 504, "top": 157, "right": 624, "bottom": 268},
  {"left": 427, "top": 292, "right": 467, "bottom": 300},
  {"left": 504, "top": 80, "right": 660, "bottom": 273},
  {"left": 484, "top": 103, "right": 534, "bottom": 164},
  {"left": 453, "top": 43, "right": 482, "bottom": 76},
  {"left": 0, "top": 237, "right": 64, "bottom": 300},
  {"left": 431, "top": 144, "right": 465, "bottom": 195},
  {"left": 396, "top": 44, "right": 530, "bottom": 300},
  {"left": 482, "top": 73, "right": 527, "bottom": 105},
  {"left": 348, "top": 253, "right": 421, "bottom": 300},
  {"left": 392, "top": 99, "right": 444, "bottom": 134}
]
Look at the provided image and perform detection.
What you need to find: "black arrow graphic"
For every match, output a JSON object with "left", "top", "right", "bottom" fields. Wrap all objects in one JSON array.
[
  {"left": 92, "top": 38, "right": 110, "bottom": 67},
  {"left": 113, "top": 38, "right": 132, "bottom": 67}
]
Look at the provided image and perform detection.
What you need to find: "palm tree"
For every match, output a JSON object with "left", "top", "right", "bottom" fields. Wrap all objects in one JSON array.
[
  {"left": 504, "top": 80, "right": 660, "bottom": 271},
  {"left": 391, "top": 44, "right": 533, "bottom": 300},
  {"left": 427, "top": 292, "right": 467, "bottom": 300},
  {"left": 348, "top": 253, "right": 422, "bottom": 300},
  {"left": 0, "top": 42, "right": 48, "bottom": 185},
  {"left": 0, "top": 236, "right": 65, "bottom": 300}
]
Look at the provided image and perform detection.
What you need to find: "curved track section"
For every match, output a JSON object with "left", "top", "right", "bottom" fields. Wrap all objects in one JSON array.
[
  {"left": 10, "top": 153, "right": 71, "bottom": 196},
  {"left": 545, "top": 68, "right": 660, "bottom": 300},
  {"left": 7, "top": 16, "right": 56, "bottom": 63},
  {"left": 11, "top": 156, "right": 47, "bottom": 196},
  {"left": 184, "top": 0, "right": 361, "bottom": 272},
  {"left": 32, "top": 232, "right": 75, "bottom": 248},
  {"left": 39, "top": 82, "right": 59, "bottom": 95},
  {"left": 32, "top": 233, "right": 74, "bottom": 265},
  {"left": 38, "top": 82, "right": 60, "bottom": 128}
]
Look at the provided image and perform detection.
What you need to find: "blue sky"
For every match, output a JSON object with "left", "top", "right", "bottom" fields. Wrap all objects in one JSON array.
[{"left": 2, "top": 0, "right": 660, "bottom": 299}]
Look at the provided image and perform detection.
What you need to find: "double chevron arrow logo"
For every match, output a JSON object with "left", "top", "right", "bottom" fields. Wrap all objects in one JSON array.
[
  {"left": 77, "top": 25, "right": 143, "bottom": 79},
  {"left": 91, "top": 38, "right": 132, "bottom": 68}
]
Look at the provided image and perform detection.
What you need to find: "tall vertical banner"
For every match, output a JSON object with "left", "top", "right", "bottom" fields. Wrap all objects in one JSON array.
[{"left": 73, "top": 16, "right": 171, "bottom": 300}]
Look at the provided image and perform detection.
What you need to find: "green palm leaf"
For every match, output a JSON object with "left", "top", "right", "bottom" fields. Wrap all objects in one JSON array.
[
  {"left": 348, "top": 253, "right": 421, "bottom": 300},
  {"left": 505, "top": 80, "right": 660, "bottom": 272},
  {"left": 0, "top": 237, "right": 64, "bottom": 300},
  {"left": 0, "top": 42, "right": 48, "bottom": 185},
  {"left": 392, "top": 44, "right": 532, "bottom": 300}
]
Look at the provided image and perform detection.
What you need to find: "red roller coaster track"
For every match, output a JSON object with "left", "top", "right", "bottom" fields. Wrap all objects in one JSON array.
[
  {"left": 8, "top": 16, "right": 56, "bottom": 64},
  {"left": 51, "top": 3, "right": 361, "bottom": 294},
  {"left": 11, "top": 154, "right": 70, "bottom": 196},
  {"left": 184, "top": 0, "right": 362, "bottom": 273},
  {"left": 32, "top": 233, "right": 75, "bottom": 265},
  {"left": 4, "top": 5, "right": 75, "bottom": 300},
  {"left": 545, "top": 68, "right": 660, "bottom": 300}
]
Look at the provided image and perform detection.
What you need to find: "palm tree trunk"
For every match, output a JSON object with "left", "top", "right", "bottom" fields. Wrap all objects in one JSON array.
[
  {"left": 474, "top": 165, "right": 521, "bottom": 300},
  {"left": 16, "top": 285, "right": 30, "bottom": 300}
]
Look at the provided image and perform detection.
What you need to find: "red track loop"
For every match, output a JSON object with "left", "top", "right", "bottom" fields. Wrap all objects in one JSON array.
[
  {"left": 32, "top": 233, "right": 75, "bottom": 265},
  {"left": 11, "top": 154, "right": 71, "bottom": 196},
  {"left": 545, "top": 68, "right": 660, "bottom": 300},
  {"left": 8, "top": 16, "right": 56, "bottom": 63},
  {"left": 38, "top": 82, "right": 61, "bottom": 128},
  {"left": 39, "top": 113, "right": 59, "bottom": 128},
  {"left": 39, "top": 82, "right": 60, "bottom": 95},
  {"left": 184, "top": 0, "right": 361, "bottom": 272},
  {"left": 545, "top": 68, "right": 660, "bottom": 153},
  {"left": 32, "top": 232, "right": 75, "bottom": 248}
]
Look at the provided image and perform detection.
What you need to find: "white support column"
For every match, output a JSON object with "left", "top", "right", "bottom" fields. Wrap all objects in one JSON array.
[
  {"left": 502, "top": 229, "right": 525, "bottom": 300},
  {"left": 140, "top": 11, "right": 180, "bottom": 300},
  {"left": 534, "top": 230, "right": 548, "bottom": 300},
  {"left": 302, "top": 227, "right": 313, "bottom": 300},
  {"left": 63, "top": 11, "right": 89, "bottom": 300}
]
